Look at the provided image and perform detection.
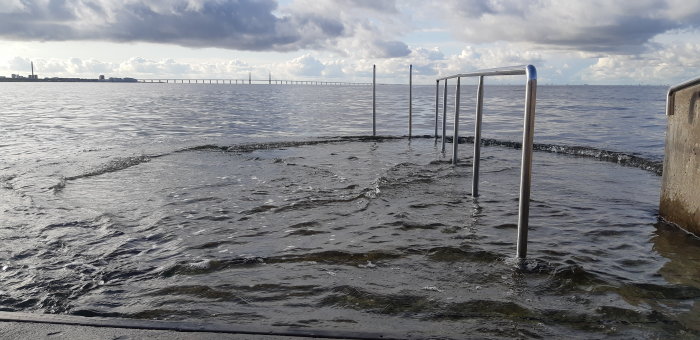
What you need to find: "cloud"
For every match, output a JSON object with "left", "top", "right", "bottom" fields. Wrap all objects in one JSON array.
[
  {"left": 119, "top": 57, "right": 193, "bottom": 75},
  {"left": 0, "top": 0, "right": 347, "bottom": 52},
  {"left": 412, "top": 47, "right": 444, "bottom": 61},
  {"left": 411, "top": 64, "right": 437, "bottom": 77},
  {"left": 8, "top": 56, "right": 32, "bottom": 71},
  {"left": 282, "top": 54, "right": 325, "bottom": 77},
  {"left": 0, "top": 0, "right": 412, "bottom": 59},
  {"left": 436, "top": 0, "right": 700, "bottom": 53},
  {"left": 437, "top": 44, "right": 543, "bottom": 77},
  {"left": 345, "top": 0, "right": 398, "bottom": 13},
  {"left": 0, "top": 0, "right": 26, "bottom": 14},
  {"left": 273, "top": 55, "right": 349, "bottom": 79},
  {"left": 283, "top": 0, "right": 410, "bottom": 58},
  {"left": 582, "top": 42, "right": 700, "bottom": 84},
  {"left": 7, "top": 56, "right": 116, "bottom": 76},
  {"left": 371, "top": 40, "right": 411, "bottom": 58},
  {"left": 321, "top": 61, "right": 345, "bottom": 78}
]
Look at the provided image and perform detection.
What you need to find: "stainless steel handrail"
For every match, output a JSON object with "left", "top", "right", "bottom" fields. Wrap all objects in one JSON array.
[
  {"left": 666, "top": 75, "right": 700, "bottom": 115},
  {"left": 409, "top": 64, "right": 413, "bottom": 139},
  {"left": 373, "top": 65, "right": 376, "bottom": 135},
  {"left": 435, "top": 65, "right": 537, "bottom": 259},
  {"left": 442, "top": 80, "right": 448, "bottom": 152},
  {"left": 436, "top": 65, "right": 530, "bottom": 80}
]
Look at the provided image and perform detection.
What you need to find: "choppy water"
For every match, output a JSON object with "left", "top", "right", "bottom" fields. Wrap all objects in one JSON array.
[{"left": 1, "top": 82, "right": 698, "bottom": 339}]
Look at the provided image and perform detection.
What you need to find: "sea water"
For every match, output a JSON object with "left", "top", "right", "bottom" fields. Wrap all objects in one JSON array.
[{"left": 1, "top": 82, "right": 698, "bottom": 339}]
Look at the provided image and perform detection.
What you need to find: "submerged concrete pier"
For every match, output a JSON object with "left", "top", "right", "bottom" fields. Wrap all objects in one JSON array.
[{"left": 660, "top": 76, "right": 700, "bottom": 235}]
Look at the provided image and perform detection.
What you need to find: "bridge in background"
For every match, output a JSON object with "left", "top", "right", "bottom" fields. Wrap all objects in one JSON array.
[{"left": 138, "top": 78, "right": 370, "bottom": 86}]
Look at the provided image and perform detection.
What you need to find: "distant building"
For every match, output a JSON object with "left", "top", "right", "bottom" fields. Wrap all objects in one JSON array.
[{"left": 0, "top": 73, "right": 138, "bottom": 83}]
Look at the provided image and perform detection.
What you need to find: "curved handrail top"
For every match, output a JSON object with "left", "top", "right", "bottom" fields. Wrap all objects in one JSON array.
[
  {"left": 668, "top": 75, "right": 700, "bottom": 97},
  {"left": 666, "top": 74, "right": 700, "bottom": 115},
  {"left": 437, "top": 65, "right": 536, "bottom": 81}
]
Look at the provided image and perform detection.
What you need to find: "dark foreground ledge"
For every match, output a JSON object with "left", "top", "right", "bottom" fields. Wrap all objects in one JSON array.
[{"left": 0, "top": 311, "right": 416, "bottom": 340}]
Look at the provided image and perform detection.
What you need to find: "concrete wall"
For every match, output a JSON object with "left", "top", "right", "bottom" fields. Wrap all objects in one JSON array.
[{"left": 660, "top": 83, "right": 700, "bottom": 235}]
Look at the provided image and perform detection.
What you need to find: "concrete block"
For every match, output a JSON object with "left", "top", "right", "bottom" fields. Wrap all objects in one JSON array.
[{"left": 660, "top": 80, "right": 700, "bottom": 235}]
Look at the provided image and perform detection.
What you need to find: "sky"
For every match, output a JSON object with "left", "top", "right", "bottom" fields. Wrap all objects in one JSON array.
[{"left": 1, "top": 0, "right": 700, "bottom": 85}]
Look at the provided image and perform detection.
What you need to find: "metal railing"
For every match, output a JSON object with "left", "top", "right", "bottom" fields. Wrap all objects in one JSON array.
[
  {"left": 435, "top": 65, "right": 537, "bottom": 259},
  {"left": 666, "top": 75, "right": 700, "bottom": 115}
]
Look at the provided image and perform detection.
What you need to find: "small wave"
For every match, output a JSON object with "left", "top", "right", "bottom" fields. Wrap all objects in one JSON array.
[
  {"left": 285, "top": 228, "right": 328, "bottom": 236},
  {"left": 320, "top": 285, "right": 537, "bottom": 324},
  {"left": 50, "top": 155, "right": 156, "bottom": 192},
  {"left": 267, "top": 250, "right": 403, "bottom": 266},
  {"left": 319, "top": 285, "right": 439, "bottom": 315},
  {"left": 530, "top": 142, "right": 663, "bottom": 175},
  {"left": 0, "top": 174, "right": 16, "bottom": 190},
  {"left": 430, "top": 135, "right": 662, "bottom": 175},
  {"left": 472, "top": 136, "right": 662, "bottom": 175},
  {"left": 424, "top": 246, "right": 502, "bottom": 262},
  {"left": 147, "top": 284, "right": 241, "bottom": 301},
  {"left": 65, "top": 155, "right": 153, "bottom": 181},
  {"left": 179, "top": 136, "right": 404, "bottom": 154},
  {"left": 159, "top": 256, "right": 265, "bottom": 277},
  {"left": 47, "top": 135, "right": 662, "bottom": 196},
  {"left": 384, "top": 220, "right": 446, "bottom": 231},
  {"left": 614, "top": 282, "right": 700, "bottom": 300},
  {"left": 271, "top": 193, "right": 370, "bottom": 214},
  {"left": 369, "top": 163, "right": 440, "bottom": 198},
  {"left": 49, "top": 177, "right": 67, "bottom": 193},
  {"left": 159, "top": 251, "right": 403, "bottom": 278},
  {"left": 187, "top": 134, "right": 663, "bottom": 176}
]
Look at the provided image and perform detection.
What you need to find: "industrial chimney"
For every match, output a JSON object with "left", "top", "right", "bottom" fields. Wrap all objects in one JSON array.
[{"left": 29, "top": 61, "right": 38, "bottom": 80}]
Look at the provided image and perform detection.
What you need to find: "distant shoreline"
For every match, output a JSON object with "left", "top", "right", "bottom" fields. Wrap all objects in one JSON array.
[{"left": 0, "top": 78, "right": 138, "bottom": 83}]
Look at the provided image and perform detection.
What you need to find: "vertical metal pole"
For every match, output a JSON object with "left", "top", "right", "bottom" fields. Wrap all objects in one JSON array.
[
  {"left": 409, "top": 64, "right": 413, "bottom": 139},
  {"left": 452, "top": 77, "right": 461, "bottom": 164},
  {"left": 373, "top": 64, "right": 376, "bottom": 136},
  {"left": 517, "top": 65, "right": 537, "bottom": 259},
  {"left": 249, "top": 72, "right": 251, "bottom": 84},
  {"left": 473, "top": 76, "right": 485, "bottom": 197},
  {"left": 435, "top": 80, "right": 439, "bottom": 139},
  {"left": 441, "top": 80, "right": 448, "bottom": 152}
]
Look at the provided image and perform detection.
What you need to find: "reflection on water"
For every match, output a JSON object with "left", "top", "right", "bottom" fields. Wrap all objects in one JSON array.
[
  {"left": 652, "top": 222, "right": 700, "bottom": 331},
  {"left": 654, "top": 222, "right": 700, "bottom": 288}
]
